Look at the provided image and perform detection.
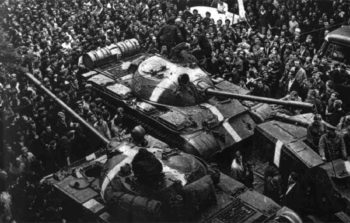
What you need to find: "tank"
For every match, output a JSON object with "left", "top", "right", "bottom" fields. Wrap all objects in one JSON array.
[
  {"left": 43, "top": 138, "right": 302, "bottom": 223},
  {"left": 24, "top": 72, "right": 301, "bottom": 222},
  {"left": 81, "top": 39, "right": 313, "bottom": 161},
  {"left": 248, "top": 114, "right": 350, "bottom": 222}
]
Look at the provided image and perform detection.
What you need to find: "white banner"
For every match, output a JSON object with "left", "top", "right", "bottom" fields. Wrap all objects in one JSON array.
[{"left": 237, "top": 0, "right": 246, "bottom": 19}]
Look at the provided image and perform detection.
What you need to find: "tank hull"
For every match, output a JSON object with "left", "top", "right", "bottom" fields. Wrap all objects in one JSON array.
[{"left": 44, "top": 142, "right": 287, "bottom": 223}]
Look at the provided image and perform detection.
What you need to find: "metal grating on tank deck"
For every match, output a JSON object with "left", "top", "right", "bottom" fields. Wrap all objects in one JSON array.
[{"left": 205, "top": 199, "right": 257, "bottom": 223}]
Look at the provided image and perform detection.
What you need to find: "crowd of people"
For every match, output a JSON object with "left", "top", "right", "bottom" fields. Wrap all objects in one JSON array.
[{"left": 1, "top": 0, "right": 350, "bottom": 221}]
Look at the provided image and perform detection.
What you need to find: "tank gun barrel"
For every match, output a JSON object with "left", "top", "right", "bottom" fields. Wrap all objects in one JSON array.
[
  {"left": 23, "top": 72, "right": 110, "bottom": 145},
  {"left": 205, "top": 88, "right": 314, "bottom": 110}
]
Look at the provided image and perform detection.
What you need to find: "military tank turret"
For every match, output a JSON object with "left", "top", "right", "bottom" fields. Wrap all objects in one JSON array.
[
  {"left": 97, "top": 139, "right": 304, "bottom": 223},
  {"left": 81, "top": 39, "right": 313, "bottom": 160}
]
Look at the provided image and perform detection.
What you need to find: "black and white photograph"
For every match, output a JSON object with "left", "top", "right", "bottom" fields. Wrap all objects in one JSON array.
[{"left": 1, "top": 0, "right": 350, "bottom": 222}]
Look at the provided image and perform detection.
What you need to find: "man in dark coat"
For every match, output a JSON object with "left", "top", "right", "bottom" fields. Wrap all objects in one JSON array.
[
  {"left": 158, "top": 17, "right": 183, "bottom": 50},
  {"left": 251, "top": 79, "right": 271, "bottom": 97},
  {"left": 264, "top": 162, "right": 283, "bottom": 203},
  {"left": 319, "top": 127, "right": 347, "bottom": 161},
  {"left": 282, "top": 172, "right": 301, "bottom": 212},
  {"left": 285, "top": 66, "right": 302, "bottom": 95}
]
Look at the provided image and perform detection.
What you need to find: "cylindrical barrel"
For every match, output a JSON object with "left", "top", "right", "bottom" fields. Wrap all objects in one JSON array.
[
  {"left": 100, "top": 47, "right": 111, "bottom": 57},
  {"left": 130, "top": 38, "right": 140, "bottom": 50},
  {"left": 205, "top": 88, "right": 314, "bottom": 110},
  {"left": 82, "top": 48, "right": 112, "bottom": 69},
  {"left": 95, "top": 49, "right": 105, "bottom": 62},
  {"left": 124, "top": 39, "right": 140, "bottom": 55},
  {"left": 24, "top": 72, "right": 110, "bottom": 145},
  {"left": 124, "top": 40, "right": 134, "bottom": 55},
  {"left": 117, "top": 41, "right": 128, "bottom": 56},
  {"left": 83, "top": 39, "right": 140, "bottom": 68},
  {"left": 108, "top": 44, "right": 122, "bottom": 60},
  {"left": 82, "top": 51, "right": 98, "bottom": 69}
]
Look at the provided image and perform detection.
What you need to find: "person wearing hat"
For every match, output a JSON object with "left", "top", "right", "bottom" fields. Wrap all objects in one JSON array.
[
  {"left": 130, "top": 125, "right": 148, "bottom": 147},
  {"left": 319, "top": 126, "right": 347, "bottom": 161}
]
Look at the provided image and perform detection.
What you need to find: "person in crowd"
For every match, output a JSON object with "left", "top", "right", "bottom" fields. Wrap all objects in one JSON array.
[
  {"left": 130, "top": 125, "right": 148, "bottom": 147},
  {"left": 289, "top": 15, "right": 299, "bottom": 34},
  {"left": 327, "top": 99, "right": 345, "bottom": 127},
  {"left": 243, "top": 162, "right": 254, "bottom": 189},
  {"left": 282, "top": 67, "right": 300, "bottom": 95},
  {"left": 319, "top": 127, "right": 347, "bottom": 161},
  {"left": 307, "top": 114, "right": 326, "bottom": 149},
  {"left": 326, "top": 92, "right": 339, "bottom": 118},
  {"left": 217, "top": 0, "right": 228, "bottom": 14},
  {"left": 16, "top": 147, "right": 35, "bottom": 170},
  {"left": 264, "top": 161, "right": 283, "bottom": 203},
  {"left": 111, "top": 113, "right": 127, "bottom": 140},
  {"left": 230, "top": 150, "right": 245, "bottom": 182},
  {"left": 250, "top": 78, "right": 271, "bottom": 97},
  {"left": 94, "top": 113, "right": 112, "bottom": 140},
  {"left": 158, "top": 17, "right": 183, "bottom": 51},
  {"left": 282, "top": 172, "right": 300, "bottom": 212},
  {"left": 305, "top": 89, "right": 324, "bottom": 115}
]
